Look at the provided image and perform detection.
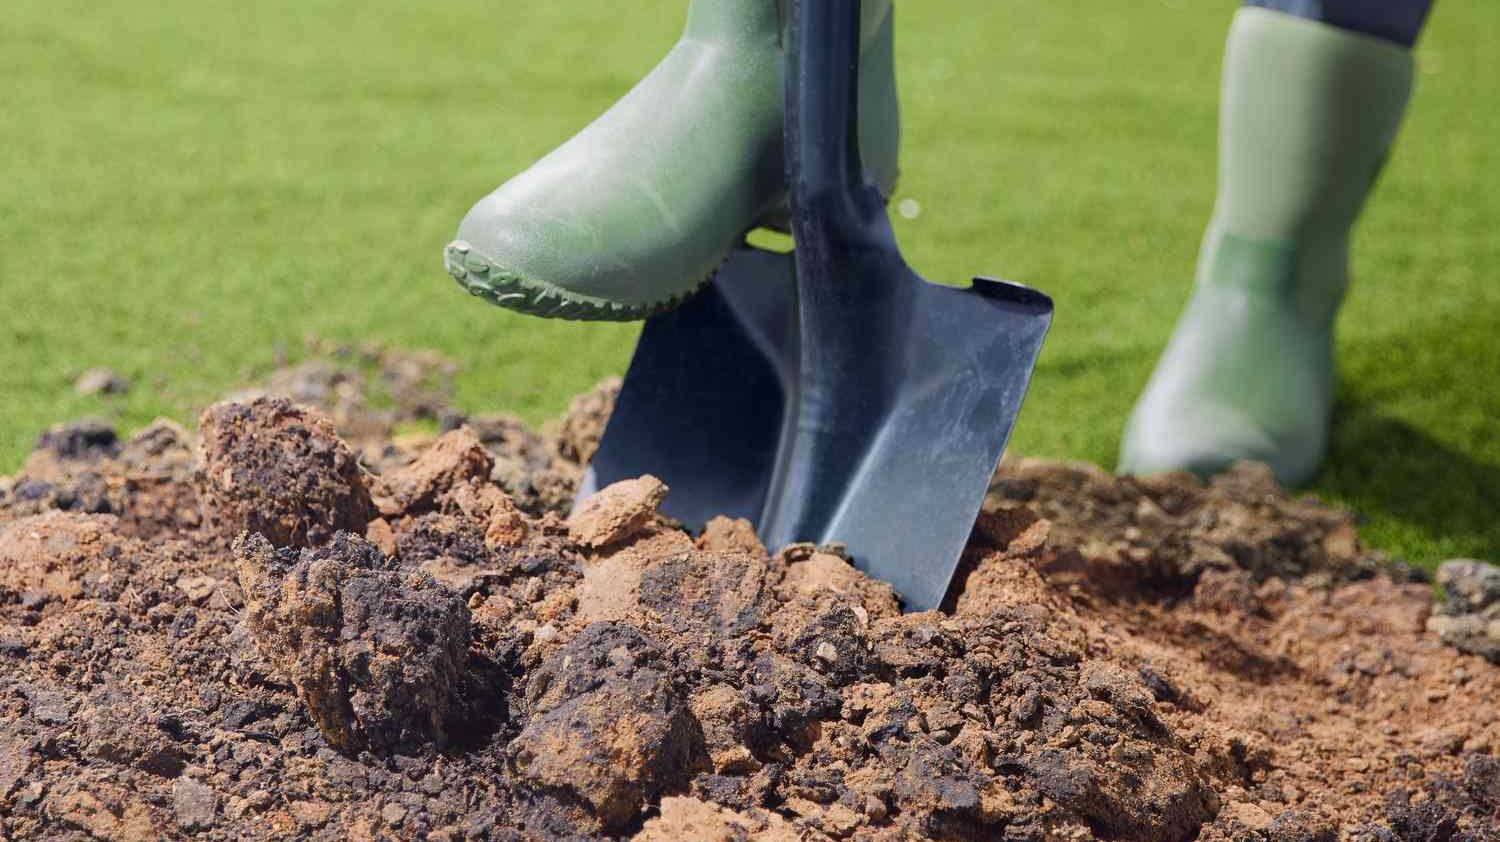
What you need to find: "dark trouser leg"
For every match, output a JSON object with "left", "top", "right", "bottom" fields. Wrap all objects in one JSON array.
[{"left": 1244, "top": 0, "right": 1434, "bottom": 47}]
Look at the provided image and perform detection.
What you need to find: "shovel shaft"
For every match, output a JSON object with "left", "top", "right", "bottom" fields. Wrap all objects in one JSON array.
[
  {"left": 768, "top": 0, "right": 905, "bottom": 548},
  {"left": 785, "top": 0, "right": 884, "bottom": 249}
]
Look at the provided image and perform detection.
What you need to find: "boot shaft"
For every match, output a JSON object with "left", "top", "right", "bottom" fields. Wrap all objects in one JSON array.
[
  {"left": 1205, "top": 7, "right": 1414, "bottom": 325},
  {"left": 1214, "top": 8, "right": 1413, "bottom": 244},
  {"left": 683, "top": 0, "right": 780, "bottom": 44},
  {"left": 681, "top": 0, "right": 901, "bottom": 217}
]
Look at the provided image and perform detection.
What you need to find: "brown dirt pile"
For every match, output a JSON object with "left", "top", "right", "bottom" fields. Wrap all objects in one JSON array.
[{"left": 1, "top": 367, "right": 1497, "bottom": 841}]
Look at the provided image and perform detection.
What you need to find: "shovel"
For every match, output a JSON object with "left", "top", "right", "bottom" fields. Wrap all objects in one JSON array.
[{"left": 581, "top": 0, "right": 1053, "bottom": 611}]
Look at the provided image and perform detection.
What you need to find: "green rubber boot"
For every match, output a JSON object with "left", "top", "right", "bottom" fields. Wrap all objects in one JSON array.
[
  {"left": 445, "top": 0, "right": 899, "bottom": 321},
  {"left": 1119, "top": 8, "right": 1413, "bottom": 486}
]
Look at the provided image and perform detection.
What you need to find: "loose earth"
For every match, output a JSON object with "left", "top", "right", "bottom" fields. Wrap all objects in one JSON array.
[{"left": 1, "top": 351, "right": 1496, "bottom": 841}]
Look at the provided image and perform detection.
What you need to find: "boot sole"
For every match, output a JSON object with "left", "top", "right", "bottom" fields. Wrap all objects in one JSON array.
[{"left": 444, "top": 240, "right": 709, "bottom": 322}]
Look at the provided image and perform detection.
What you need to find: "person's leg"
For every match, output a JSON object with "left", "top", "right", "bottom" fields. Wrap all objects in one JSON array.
[
  {"left": 445, "top": 0, "right": 899, "bottom": 321},
  {"left": 1119, "top": 2, "right": 1428, "bottom": 486}
]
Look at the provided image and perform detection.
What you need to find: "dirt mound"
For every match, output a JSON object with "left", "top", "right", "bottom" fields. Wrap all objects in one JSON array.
[
  {"left": 1, "top": 365, "right": 1497, "bottom": 841},
  {"left": 1, "top": 419, "right": 200, "bottom": 538}
]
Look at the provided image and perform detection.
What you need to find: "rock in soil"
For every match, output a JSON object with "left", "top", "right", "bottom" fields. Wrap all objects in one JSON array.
[
  {"left": 1428, "top": 558, "right": 1500, "bottom": 663},
  {"left": 0, "top": 352, "right": 1497, "bottom": 841}
]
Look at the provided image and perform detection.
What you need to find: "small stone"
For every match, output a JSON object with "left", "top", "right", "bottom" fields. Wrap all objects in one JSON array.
[
  {"left": 484, "top": 503, "right": 528, "bottom": 549},
  {"left": 245, "top": 789, "right": 274, "bottom": 811},
  {"left": 381, "top": 802, "right": 407, "bottom": 826},
  {"left": 695, "top": 516, "right": 767, "bottom": 557},
  {"left": 289, "top": 800, "right": 334, "bottom": 828},
  {"left": 23, "top": 686, "right": 69, "bottom": 725},
  {"left": 366, "top": 517, "right": 398, "bottom": 557},
  {"left": 1437, "top": 559, "right": 1500, "bottom": 612},
  {"left": 815, "top": 641, "right": 839, "bottom": 663},
  {"left": 74, "top": 368, "right": 129, "bottom": 396},
  {"left": 173, "top": 777, "right": 217, "bottom": 830},
  {"left": 176, "top": 575, "right": 218, "bottom": 604},
  {"left": 1223, "top": 801, "right": 1273, "bottom": 829}
]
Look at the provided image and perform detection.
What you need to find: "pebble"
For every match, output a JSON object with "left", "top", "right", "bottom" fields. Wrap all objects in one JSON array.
[
  {"left": 74, "top": 368, "right": 129, "bottom": 396},
  {"left": 173, "top": 777, "right": 217, "bottom": 830},
  {"left": 290, "top": 800, "right": 334, "bottom": 828},
  {"left": 23, "top": 687, "right": 69, "bottom": 725},
  {"left": 1430, "top": 558, "right": 1500, "bottom": 663},
  {"left": 176, "top": 575, "right": 219, "bottom": 604}
]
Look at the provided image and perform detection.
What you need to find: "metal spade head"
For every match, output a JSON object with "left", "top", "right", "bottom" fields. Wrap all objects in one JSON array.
[{"left": 580, "top": 0, "right": 1053, "bottom": 610}]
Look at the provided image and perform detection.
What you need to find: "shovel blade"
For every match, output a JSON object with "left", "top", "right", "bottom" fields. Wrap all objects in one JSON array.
[{"left": 582, "top": 244, "right": 1052, "bottom": 611}]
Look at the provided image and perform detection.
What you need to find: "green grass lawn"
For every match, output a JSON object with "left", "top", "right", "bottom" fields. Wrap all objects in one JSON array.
[{"left": 3, "top": 1, "right": 1496, "bottom": 566}]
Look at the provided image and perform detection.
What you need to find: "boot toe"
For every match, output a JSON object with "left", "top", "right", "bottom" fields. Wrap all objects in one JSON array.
[
  {"left": 1119, "top": 401, "right": 1323, "bottom": 487},
  {"left": 444, "top": 196, "right": 670, "bottom": 321}
]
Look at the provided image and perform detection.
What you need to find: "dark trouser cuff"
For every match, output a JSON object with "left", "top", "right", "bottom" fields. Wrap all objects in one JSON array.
[{"left": 1243, "top": 0, "right": 1432, "bottom": 47}]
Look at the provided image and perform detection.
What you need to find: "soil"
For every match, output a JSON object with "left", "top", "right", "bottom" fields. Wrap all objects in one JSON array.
[{"left": 1, "top": 349, "right": 1497, "bottom": 842}]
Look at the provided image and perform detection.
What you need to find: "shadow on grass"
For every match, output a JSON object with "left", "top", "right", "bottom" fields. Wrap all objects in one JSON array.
[{"left": 1316, "top": 401, "right": 1500, "bottom": 563}]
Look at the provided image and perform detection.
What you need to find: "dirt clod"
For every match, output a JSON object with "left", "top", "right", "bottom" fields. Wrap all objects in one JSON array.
[
  {"left": 197, "top": 398, "right": 374, "bottom": 548},
  {"left": 513, "top": 621, "right": 704, "bottom": 832},
  {"left": 371, "top": 426, "right": 493, "bottom": 517},
  {"left": 0, "top": 419, "right": 200, "bottom": 537},
  {"left": 234, "top": 531, "right": 470, "bottom": 754},
  {"left": 173, "top": 776, "right": 217, "bottom": 830},
  {"left": 567, "top": 474, "right": 668, "bottom": 548}
]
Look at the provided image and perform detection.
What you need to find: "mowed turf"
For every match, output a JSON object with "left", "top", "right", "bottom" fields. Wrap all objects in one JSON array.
[{"left": 2, "top": 1, "right": 1496, "bottom": 566}]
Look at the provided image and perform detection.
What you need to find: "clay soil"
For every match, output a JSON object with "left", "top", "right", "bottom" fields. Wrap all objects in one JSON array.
[{"left": 1, "top": 349, "right": 1497, "bottom": 842}]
